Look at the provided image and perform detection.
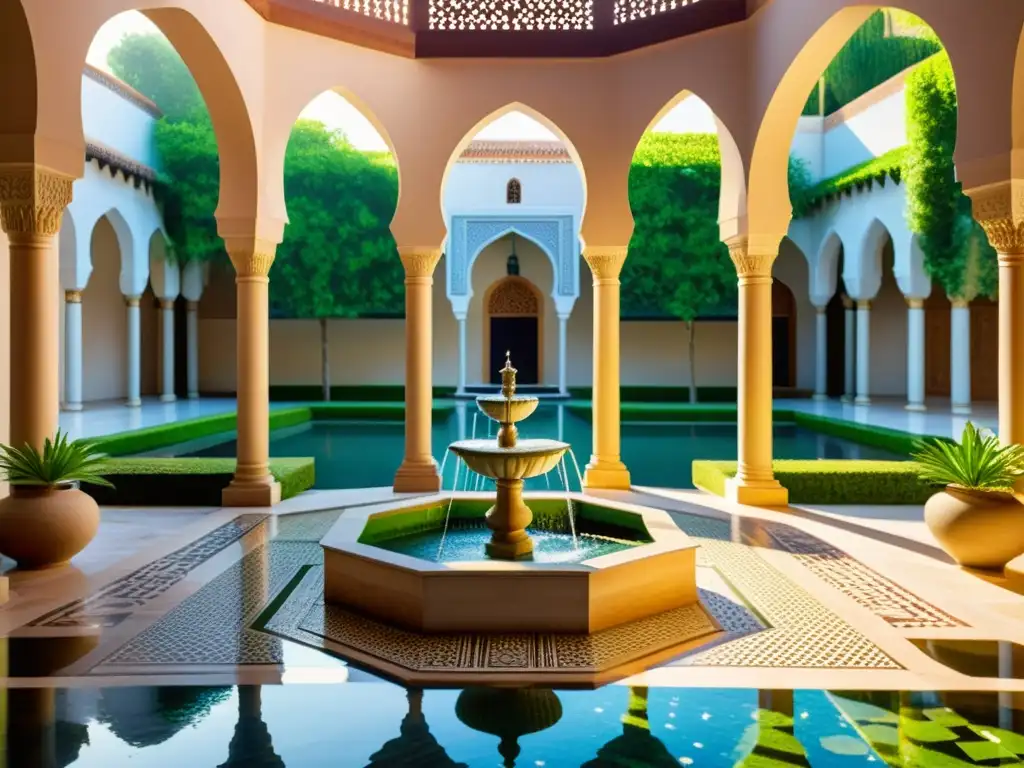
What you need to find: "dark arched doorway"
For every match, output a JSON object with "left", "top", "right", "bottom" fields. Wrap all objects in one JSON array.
[{"left": 484, "top": 276, "right": 542, "bottom": 385}]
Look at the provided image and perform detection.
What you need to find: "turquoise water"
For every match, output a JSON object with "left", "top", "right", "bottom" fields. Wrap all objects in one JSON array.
[
  {"left": 17, "top": 684, "right": 1024, "bottom": 766},
  {"left": 184, "top": 405, "right": 901, "bottom": 489},
  {"left": 376, "top": 526, "right": 638, "bottom": 563}
]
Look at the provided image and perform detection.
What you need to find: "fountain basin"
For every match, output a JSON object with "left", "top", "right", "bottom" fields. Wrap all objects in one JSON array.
[
  {"left": 321, "top": 492, "right": 701, "bottom": 634},
  {"left": 449, "top": 438, "right": 568, "bottom": 481},
  {"left": 475, "top": 395, "right": 538, "bottom": 425}
]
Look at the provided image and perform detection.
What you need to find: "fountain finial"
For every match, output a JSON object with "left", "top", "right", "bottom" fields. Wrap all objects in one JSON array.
[{"left": 500, "top": 351, "right": 517, "bottom": 400}]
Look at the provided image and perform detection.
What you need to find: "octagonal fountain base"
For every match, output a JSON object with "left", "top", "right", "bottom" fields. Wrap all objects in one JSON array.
[{"left": 321, "top": 492, "right": 705, "bottom": 635}]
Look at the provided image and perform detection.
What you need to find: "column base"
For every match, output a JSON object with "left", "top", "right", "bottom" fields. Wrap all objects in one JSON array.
[
  {"left": 840, "top": 395, "right": 854, "bottom": 404},
  {"left": 393, "top": 459, "right": 441, "bottom": 494},
  {"left": 160, "top": 394, "right": 177, "bottom": 403},
  {"left": 222, "top": 479, "right": 282, "bottom": 507},
  {"left": 725, "top": 477, "right": 789, "bottom": 508},
  {"left": 905, "top": 402, "right": 927, "bottom": 413},
  {"left": 62, "top": 402, "right": 83, "bottom": 412},
  {"left": 812, "top": 393, "right": 829, "bottom": 402},
  {"left": 854, "top": 396, "right": 871, "bottom": 406},
  {"left": 126, "top": 398, "right": 142, "bottom": 408},
  {"left": 188, "top": 392, "right": 199, "bottom": 400},
  {"left": 583, "top": 459, "right": 631, "bottom": 490},
  {"left": 952, "top": 404, "right": 972, "bottom": 416}
]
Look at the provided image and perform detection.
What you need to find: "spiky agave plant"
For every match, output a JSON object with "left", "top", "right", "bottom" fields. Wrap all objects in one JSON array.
[
  {"left": 912, "top": 422, "right": 1024, "bottom": 491},
  {"left": 0, "top": 430, "right": 114, "bottom": 489}
]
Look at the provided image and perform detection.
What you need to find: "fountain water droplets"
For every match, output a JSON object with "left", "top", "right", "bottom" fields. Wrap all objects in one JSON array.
[
  {"left": 566, "top": 448, "right": 586, "bottom": 493},
  {"left": 557, "top": 457, "right": 578, "bottom": 549},
  {"left": 436, "top": 456, "right": 463, "bottom": 560},
  {"left": 438, "top": 447, "right": 452, "bottom": 490}
]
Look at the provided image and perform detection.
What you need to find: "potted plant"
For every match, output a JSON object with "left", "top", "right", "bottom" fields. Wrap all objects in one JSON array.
[
  {"left": 0, "top": 430, "right": 113, "bottom": 569},
  {"left": 914, "top": 422, "right": 1024, "bottom": 569}
]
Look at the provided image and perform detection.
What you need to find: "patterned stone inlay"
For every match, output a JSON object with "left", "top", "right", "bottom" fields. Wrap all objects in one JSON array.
[
  {"left": 681, "top": 538, "right": 901, "bottom": 669},
  {"left": 761, "top": 522, "right": 966, "bottom": 629},
  {"left": 96, "top": 541, "right": 321, "bottom": 668},
  {"left": 31, "top": 515, "right": 268, "bottom": 629},
  {"left": 270, "top": 567, "right": 720, "bottom": 675}
]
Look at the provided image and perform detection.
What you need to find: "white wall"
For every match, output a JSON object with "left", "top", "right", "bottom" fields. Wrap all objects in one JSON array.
[
  {"left": 81, "top": 73, "right": 160, "bottom": 169},
  {"left": 443, "top": 162, "right": 584, "bottom": 219}
]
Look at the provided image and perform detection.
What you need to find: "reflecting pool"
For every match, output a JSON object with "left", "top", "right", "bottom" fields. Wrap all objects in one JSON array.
[
  {"left": 181, "top": 405, "right": 901, "bottom": 490},
  {"left": 11, "top": 684, "right": 1024, "bottom": 767}
]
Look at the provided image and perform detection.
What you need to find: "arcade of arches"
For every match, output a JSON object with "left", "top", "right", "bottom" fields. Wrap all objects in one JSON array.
[{"left": 1, "top": 0, "right": 1023, "bottom": 509}]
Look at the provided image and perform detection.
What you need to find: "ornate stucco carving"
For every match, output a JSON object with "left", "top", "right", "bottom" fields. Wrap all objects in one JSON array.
[
  {"left": 0, "top": 166, "right": 74, "bottom": 237},
  {"left": 583, "top": 246, "right": 628, "bottom": 282},
  {"left": 488, "top": 277, "right": 540, "bottom": 315},
  {"left": 226, "top": 238, "right": 278, "bottom": 278},
  {"left": 967, "top": 181, "right": 1024, "bottom": 256},
  {"left": 398, "top": 246, "right": 442, "bottom": 279},
  {"left": 725, "top": 236, "right": 777, "bottom": 280}
]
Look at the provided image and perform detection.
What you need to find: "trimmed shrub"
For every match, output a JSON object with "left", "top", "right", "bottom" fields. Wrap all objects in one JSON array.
[
  {"left": 790, "top": 412, "right": 947, "bottom": 458},
  {"left": 692, "top": 459, "right": 935, "bottom": 505},
  {"left": 82, "top": 457, "right": 315, "bottom": 506}
]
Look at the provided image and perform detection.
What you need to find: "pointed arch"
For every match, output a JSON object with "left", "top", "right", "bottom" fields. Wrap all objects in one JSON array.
[
  {"left": 811, "top": 230, "right": 843, "bottom": 306},
  {"left": 0, "top": 0, "right": 37, "bottom": 164},
  {"left": 847, "top": 218, "right": 891, "bottom": 300},
  {"left": 440, "top": 102, "right": 588, "bottom": 222},
  {"left": 1015, "top": 23, "right": 1024, "bottom": 157},
  {"left": 468, "top": 224, "right": 557, "bottom": 293}
]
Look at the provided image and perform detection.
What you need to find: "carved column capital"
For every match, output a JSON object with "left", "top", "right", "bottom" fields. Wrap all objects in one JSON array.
[
  {"left": 397, "top": 247, "right": 442, "bottom": 280},
  {"left": 841, "top": 294, "right": 854, "bottom": 310},
  {"left": 856, "top": 299, "right": 871, "bottom": 311},
  {"left": 0, "top": 165, "right": 74, "bottom": 238},
  {"left": 186, "top": 300, "right": 199, "bottom": 312},
  {"left": 725, "top": 236, "right": 777, "bottom": 284},
  {"left": 905, "top": 297, "right": 924, "bottom": 310},
  {"left": 951, "top": 298, "right": 970, "bottom": 309},
  {"left": 64, "top": 290, "right": 82, "bottom": 304},
  {"left": 159, "top": 298, "right": 176, "bottom": 311},
  {"left": 125, "top": 295, "right": 141, "bottom": 308},
  {"left": 225, "top": 238, "right": 277, "bottom": 280},
  {"left": 583, "top": 246, "right": 628, "bottom": 283},
  {"left": 966, "top": 180, "right": 1024, "bottom": 256}
]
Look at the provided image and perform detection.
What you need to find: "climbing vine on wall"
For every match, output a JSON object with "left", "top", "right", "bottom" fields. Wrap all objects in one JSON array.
[{"left": 904, "top": 52, "right": 997, "bottom": 300}]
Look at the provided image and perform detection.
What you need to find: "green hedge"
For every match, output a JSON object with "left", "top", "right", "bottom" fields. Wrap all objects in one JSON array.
[
  {"left": 92, "top": 407, "right": 311, "bottom": 457},
  {"left": 268, "top": 385, "right": 456, "bottom": 402},
  {"left": 789, "top": 412, "right": 945, "bottom": 458},
  {"left": 82, "top": 457, "right": 315, "bottom": 506},
  {"left": 692, "top": 459, "right": 936, "bottom": 505},
  {"left": 801, "top": 147, "right": 907, "bottom": 213}
]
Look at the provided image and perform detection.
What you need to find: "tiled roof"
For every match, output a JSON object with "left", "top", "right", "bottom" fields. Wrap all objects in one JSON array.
[
  {"left": 85, "top": 140, "right": 159, "bottom": 192},
  {"left": 84, "top": 64, "right": 163, "bottom": 118},
  {"left": 458, "top": 139, "right": 572, "bottom": 163}
]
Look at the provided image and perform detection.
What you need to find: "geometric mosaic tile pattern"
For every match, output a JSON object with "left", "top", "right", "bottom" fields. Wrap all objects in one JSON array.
[
  {"left": 265, "top": 566, "right": 722, "bottom": 679},
  {"left": 30, "top": 514, "right": 268, "bottom": 629},
  {"left": 94, "top": 541, "right": 321, "bottom": 669},
  {"left": 761, "top": 522, "right": 966, "bottom": 629},
  {"left": 680, "top": 538, "right": 903, "bottom": 669}
]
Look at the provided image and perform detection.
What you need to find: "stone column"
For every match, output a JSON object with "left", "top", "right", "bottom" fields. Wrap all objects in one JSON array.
[
  {"left": 394, "top": 247, "right": 442, "bottom": 493},
  {"left": 222, "top": 238, "right": 280, "bottom": 507},
  {"left": 159, "top": 298, "right": 176, "bottom": 402},
  {"left": 950, "top": 299, "right": 972, "bottom": 415},
  {"left": 906, "top": 297, "right": 926, "bottom": 411},
  {"left": 582, "top": 247, "right": 630, "bottom": 490},
  {"left": 854, "top": 300, "right": 871, "bottom": 405},
  {"left": 0, "top": 167, "right": 73, "bottom": 449},
  {"left": 63, "top": 290, "right": 83, "bottom": 411},
  {"left": 724, "top": 237, "right": 787, "bottom": 507},
  {"left": 455, "top": 313, "right": 467, "bottom": 396},
  {"left": 125, "top": 296, "right": 142, "bottom": 407},
  {"left": 186, "top": 300, "right": 200, "bottom": 399},
  {"left": 842, "top": 296, "right": 855, "bottom": 403},
  {"left": 558, "top": 313, "right": 569, "bottom": 396},
  {"left": 813, "top": 305, "right": 827, "bottom": 400},
  {"left": 969, "top": 183, "right": 1024, "bottom": 445}
]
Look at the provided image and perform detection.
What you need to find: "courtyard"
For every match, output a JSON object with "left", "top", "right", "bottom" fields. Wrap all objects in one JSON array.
[{"left": 0, "top": 0, "right": 1024, "bottom": 763}]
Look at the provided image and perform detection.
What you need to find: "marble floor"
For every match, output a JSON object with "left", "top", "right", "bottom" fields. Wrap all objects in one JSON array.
[{"left": 1, "top": 486, "right": 1021, "bottom": 696}]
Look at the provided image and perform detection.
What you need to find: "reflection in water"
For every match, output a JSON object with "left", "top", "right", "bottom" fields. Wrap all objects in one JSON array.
[
  {"left": 455, "top": 687, "right": 562, "bottom": 767},
  {"left": 909, "top": 638, "right": 1024, "bottom": 679},
  {"left": 582, "top": 686, "right": 678, "bottom": 767},
  {"left": 218, "top": 686, "right": 283, "bottom": 768},
  {"left": 736, "top": 691, "right": 811, "bottom": 767},
  {"left": 367, "top": 688, "right": 466, "bottom": 767}
]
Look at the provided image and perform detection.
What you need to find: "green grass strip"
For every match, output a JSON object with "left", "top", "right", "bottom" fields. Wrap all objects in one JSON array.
[{"left": 692, "top": 459, "right": 935, "bottom": 505}]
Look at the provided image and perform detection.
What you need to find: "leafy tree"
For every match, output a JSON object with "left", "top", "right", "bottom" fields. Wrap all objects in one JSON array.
[
  {"left": 107, "top": 33, "right": 204, "bottom": 120},
  {"left": 623, "top": 133, "right": 737, "bottom": 403},
  {"left": 277, "top": 119, "right": 403, "bottom": 399},
  {"left": 905, "top": 52, "right": 997, "bottom": 301}
]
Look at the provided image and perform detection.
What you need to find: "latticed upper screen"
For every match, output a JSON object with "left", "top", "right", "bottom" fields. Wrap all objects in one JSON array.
[
  {"left": 428, "top": 0, "right": 594, "bottom": 30},
  {"left": 314, "top": 0, "right": 409, "bottom": 24},
  {"left": 613, "top": 0, "right": 699, "bottom": 25}
]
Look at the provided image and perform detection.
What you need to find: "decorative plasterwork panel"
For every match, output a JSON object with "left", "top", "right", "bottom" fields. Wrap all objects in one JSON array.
[
  {"left": 447, "top": 215, "right": 578, "bottom": 311},
  {"left": 428, "top": 0, "right": 593, "bottom": 30},
  {"left": 314, "top": 0, "right": 409, "bottom": 24},
  {"left": 614, "top": 0, "right": 699, "bottom": 25}
]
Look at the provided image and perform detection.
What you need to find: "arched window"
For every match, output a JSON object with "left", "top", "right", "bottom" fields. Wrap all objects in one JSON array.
[{"left": 506, "top": 178, "right": 522, "bottom": 204}]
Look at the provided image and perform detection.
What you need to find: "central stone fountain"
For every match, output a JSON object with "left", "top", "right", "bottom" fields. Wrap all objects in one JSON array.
[
  {"left": 316, "top": 353, "right": 716, "bottom": 685},
  {"left": 448, "top": 352, "right": 569, "bottom": 560}
]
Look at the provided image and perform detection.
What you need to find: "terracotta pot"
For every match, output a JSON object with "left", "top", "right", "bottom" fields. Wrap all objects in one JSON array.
[
  {"left": 924, "top": 485, "right": 1024, "bottom": 570},
  {"left": 0, "top": 484, "right": 100, "bottom": 569}
]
